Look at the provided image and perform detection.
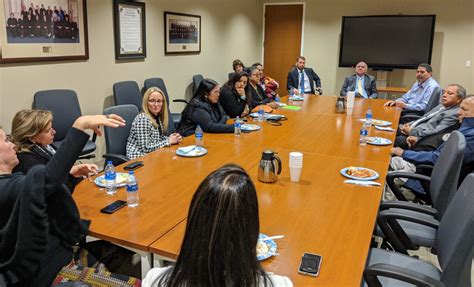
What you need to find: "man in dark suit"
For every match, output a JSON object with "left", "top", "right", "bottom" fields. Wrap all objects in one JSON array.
[
  {"left": 287, "top": 56, "right": 322, "bottom": 95},
  {"left": 340, "top": 61, "right": 378, "bottom": 99}
]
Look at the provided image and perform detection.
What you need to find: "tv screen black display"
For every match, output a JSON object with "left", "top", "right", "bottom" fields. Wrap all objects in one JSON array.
[{"left": 339, "top": 15, "right": 436, "bottom": 70}]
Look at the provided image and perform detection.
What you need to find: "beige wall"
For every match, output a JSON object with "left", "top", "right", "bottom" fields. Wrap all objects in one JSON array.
[
  {"left": 0, "top": 0, "right": 263, "bottom": 133},
  {"left": 263, "top": 0, "right": 473, "bottom": 96}
]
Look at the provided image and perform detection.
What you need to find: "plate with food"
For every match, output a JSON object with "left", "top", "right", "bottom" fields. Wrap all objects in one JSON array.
[
  {"left": 366, "top": 137, "right": 393, "bottom": 146},
  {"left": 340, "top": 166, "right": 379, "bottom": 181},
  {"left": 257, "top": 233, "right": 278, "bottom": 261},
  {"left": 241, "top": 124, "right": 261, "bottom": 132},
  {"left": 360, "top": 119, "right": 392, "bottom": 127},
  {"left": 94, "top": 172, "right": 129, "bottom": 188},
  {"left": 176, "top": 145, "right": 208, "bottom": 157}
]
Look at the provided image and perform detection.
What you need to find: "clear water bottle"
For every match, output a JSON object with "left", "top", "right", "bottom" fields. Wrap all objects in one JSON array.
[
  {"left": 126, "top": 171, "right": 139, "bottom": 208},
  {"left": 366, "top": 108, "right": 373, "bottom": 126},
  {"left": 104, "top": 161, "right": 117, "bottom": 195},
  {"left": 359, "top": 125, "right": 368, "bottom": 146},
  {"left": 195, "top": 125, "right": 203, "bottom": 147},
  {"left": 257, "top": 106, "right": 264, "bottom": 122},
  {"left": 234, "top": 116, "right": 241, "bottom": 136}
]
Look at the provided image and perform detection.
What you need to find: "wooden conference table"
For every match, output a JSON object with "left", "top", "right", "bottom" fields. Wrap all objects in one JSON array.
[{"left": 73, "top": 95, "right": 400, "bottom": 285}]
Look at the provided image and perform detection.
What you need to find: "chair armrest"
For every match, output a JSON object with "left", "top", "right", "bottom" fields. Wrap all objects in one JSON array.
[
  {"left": 417, "top": 164, "right": 434, "bottom": 171},
  {"left": 400, "top": 114, "right": 422, "bottom": 122},
  {"left": 377, "top": 209, "right": 440, "bottom": 254},
  {"left": 173, "top": 99, "right": 188, "bottom": 104},
  {"left": 386, "top": 171, "right": 431, "bottom": 201},
  {"left": 364, "top": 263, "right": 444, "bottom": 287},
  {"left": 379, "top": 201, "right": 438, "bottom": 217},
  {"left": 102, "top": 154, "right": 129, "bottom": 166}
]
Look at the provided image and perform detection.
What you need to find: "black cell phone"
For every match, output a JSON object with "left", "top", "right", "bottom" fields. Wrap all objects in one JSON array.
[
  {"left": 124, "top": 161, "right": 143, "bottom": 171},
  {"left": 298, "top": 253, "right": 322, "bottom": 277},
  {"left": 100, "top": 200, "right": 127, "bottom": 214}
]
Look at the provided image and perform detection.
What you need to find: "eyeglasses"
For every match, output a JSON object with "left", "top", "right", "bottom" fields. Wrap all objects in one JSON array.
[{"left": 148, "top": 99, "right": 163, "bottom": 104}]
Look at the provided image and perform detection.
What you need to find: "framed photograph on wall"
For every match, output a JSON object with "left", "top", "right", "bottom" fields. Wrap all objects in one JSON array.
[
  {"left": 0, "top": 0, "right": 89, "bottom": 64},
  {"left": 113, "top": 0, "right": 146, "bottom": 60},
  {"left": 164, "top": 11, "right": 200, "bottom": 54}
]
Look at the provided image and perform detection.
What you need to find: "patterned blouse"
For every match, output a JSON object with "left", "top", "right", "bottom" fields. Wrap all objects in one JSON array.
[{"left": 126, "top": 113, "right": 170, "bottom": 159}]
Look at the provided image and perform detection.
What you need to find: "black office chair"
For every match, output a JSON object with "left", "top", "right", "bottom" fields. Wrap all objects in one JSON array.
[
  {"left": 192, "top": 74, "right": 204, "bottom": 95},
  {"left": 143, "top": 78, "right": 178, "bottom": 134},
  {"left": 364, "top": 174, "right": 474, "bottom": 287},
  {"left": 103, "top": 104, "right": 139, "bottom": 166},
  {"left": 33, "top": 89, "right": 96, "bottom": 159},
  {"left": 113, "top": 81, "right": 142, "bottom": 111}
]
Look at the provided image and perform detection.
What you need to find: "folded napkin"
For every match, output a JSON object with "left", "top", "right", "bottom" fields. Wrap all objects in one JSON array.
[{"left": 177, "top": 145, "right": 196, "bottom": 154}]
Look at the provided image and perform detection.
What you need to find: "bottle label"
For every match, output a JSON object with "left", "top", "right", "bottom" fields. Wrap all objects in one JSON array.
[
  {"left": 127, "top": 184, "right": 138, "bottom": 192},
  {"left": 105, "top": 171, "right": 116, "bottom": 180},
  {"left": 234, "top": 122, "right": 241, "bottom": 128},
  {"left": 195, "top": 132, "right": 203, "bottom": 139}
]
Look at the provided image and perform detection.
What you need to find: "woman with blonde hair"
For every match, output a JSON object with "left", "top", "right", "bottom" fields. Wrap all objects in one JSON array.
[
  {"left": 126, "top": 87, "right": 182, "bottom": 159},
  {"left": 11, "top": 109, "right": 98, "bottom": 192}
]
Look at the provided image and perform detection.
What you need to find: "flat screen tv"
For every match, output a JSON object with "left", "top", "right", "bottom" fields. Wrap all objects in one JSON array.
[{"left": 339, "top": 15, "right": 436, "bottom": 70}]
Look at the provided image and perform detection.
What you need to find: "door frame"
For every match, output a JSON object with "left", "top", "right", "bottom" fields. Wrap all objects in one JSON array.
[{"left": 261, "top": 2, "right": 306, "bottom": 66}]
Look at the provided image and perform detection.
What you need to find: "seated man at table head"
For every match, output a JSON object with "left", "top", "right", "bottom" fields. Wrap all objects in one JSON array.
[
  {"left": 384, "top": 63, "right": 440, "bottom": 112},
  {"left": 142, "top": 164, "right": 292, "bottom": 287},
  {"left": 11, "top": 109, "right": 99, "bottom": 192},
  {"left": 340, "top": 61, "right": 378, "bottom": 99},
  {"left": 248, "top": 66, "right": 279, "bottom": 110},
  {"left": 177, "top": 78, "right": 234, "bottom": 137},
  {"left": 390, "top": 95, "right": 474, "bottom": 193},
  {"left": 395, "top": 84, "right": 466, "bottom": 149},
  {"left": 219, "top": 71, "right": 251, "bottom": 118},
  {"left": 0, "top": 114, "right": 133, "bottom": 286},
  {"left": 287, "top": 56, "right": 322, "bottom": 95},
  {"left": 253, "top": 62, "right": 280, "bottom": 101},
  {"left": 127, "top": 87, "right": 182, "bottom": 159}
]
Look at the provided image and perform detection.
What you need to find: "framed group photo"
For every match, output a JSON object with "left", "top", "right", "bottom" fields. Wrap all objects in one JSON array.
[
  {"left": 113, "top": 0, "right": 146, "bottom": 60},
  {"left": 164, "top": 11, "right": 200, "bottom": 54},
  {"left": 0, "top": 0, "right": 88, "bottom": 63}
]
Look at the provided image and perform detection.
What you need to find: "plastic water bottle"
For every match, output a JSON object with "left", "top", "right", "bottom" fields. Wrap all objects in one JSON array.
[
  {"left": 258, "top": 106, "right": 264, "bottom": 122},
  {"left": 359, "top": 125, "right": 368, "bottom": 146},
  {"left": 366, "top": 108, "right": 373, "bottom": 126},
  {"left": 104, "top": 161, "right": 117, "bottom": 195},
  {"left": 195, "top": 125, "right": 203, "bottom": 147},
  {"left": 126, "top": 171, "right": 139, "bottom": 208},
  {"left": 234, "top": 116, "right": 241, "bottom": 136}
]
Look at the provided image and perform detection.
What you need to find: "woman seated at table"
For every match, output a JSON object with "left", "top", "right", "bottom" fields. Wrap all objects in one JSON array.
[
  {"left": 177, "top": 78, "right": 234, "bottom": 137},
  {"left": 11, "top": 109, "right": 98, "bottom": 192},
  {"left": 219, "top": 71, "right": 251, "bottom": 118},
  {"left": 253, "top": 63, "right": 280, "bottom": 101},
  {"left": 143, "top": 164, "right": 293, "bottom": 287},
  {"left": 127, "top": 87, "right": 182, "bottom": 159},
  {"left": 247, "top": 66, "right": 279, "bottom": 111}
]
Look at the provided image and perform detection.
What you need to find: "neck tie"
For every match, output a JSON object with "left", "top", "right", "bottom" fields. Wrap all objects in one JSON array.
[
  {"left": 299, "top": 70, "right": 304, "bottom": 94},
  {"left": 357, "top": 78, "right": 364, "bottom": 97}
]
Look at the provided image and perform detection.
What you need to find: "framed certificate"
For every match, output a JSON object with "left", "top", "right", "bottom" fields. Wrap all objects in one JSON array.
[{"left": 113, "top": 0, "right": 146, "bottom": 60}]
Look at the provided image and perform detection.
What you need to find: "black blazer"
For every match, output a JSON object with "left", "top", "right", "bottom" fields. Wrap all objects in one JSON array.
[
  {"left": 177, "top": 98, "right": 234, "bottom": 137},
  {"left": 286, "top": 67, "right": 321, "bottom": 94},
  {"left": 247, "top": 84, "right": 272, "bottom": 109},
  {"left": 219, "top": 85, "right": 248, "bottom": 118}
]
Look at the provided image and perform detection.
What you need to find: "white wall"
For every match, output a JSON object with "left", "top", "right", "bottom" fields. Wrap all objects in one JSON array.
[
  {"left": 263, "top": 0, "right": 473, "bottom": 96},
  {"left": 0, "top": 0, "right": 263, "bottom": 133}
]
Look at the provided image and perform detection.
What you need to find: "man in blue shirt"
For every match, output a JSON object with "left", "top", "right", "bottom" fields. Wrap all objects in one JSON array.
[
  {"left": 384, "top": 63, "right": 440, "bottom": 112},
  {"left": 340, "top": 61, "right": 378, "bottom": 99}
]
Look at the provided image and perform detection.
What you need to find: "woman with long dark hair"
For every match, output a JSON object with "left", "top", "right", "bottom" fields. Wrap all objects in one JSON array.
[
  {"left": 247, "top": 66, "right": 279, "bottom": 110},
  {"left": 143, "top": 164, "right": 292, "bottom": 286},
  {"left": 177, "top": 78, "right": 234, "bottom": 137},
  {"left": 219, "top": 71, "right": 251, "bottom": 118}
]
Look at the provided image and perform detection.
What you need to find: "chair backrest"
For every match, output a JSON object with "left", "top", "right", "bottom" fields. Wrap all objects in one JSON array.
[
  {"left": 33, "top": 89, "right": 82, "bottom": 142},
  {"left": 424, "top": 86, "right": 442, "bottom": 113},
  {"left": 143, "top": 77, "right": 176, "bottom": 135},
  {"left": 192, "top": 74, "right": 204, "bottom": 95},
  {"left": 113, "top": 81, "right": 142, "bottom": 110},
  {"left": 430, "top": 131, "right": 465, "bottom": 217},
  {"left": 103, "top": 104, "right": 139, "bottom": 157},
  {"left": 437, "top": 174, "right": 474, "bottom": 287}
]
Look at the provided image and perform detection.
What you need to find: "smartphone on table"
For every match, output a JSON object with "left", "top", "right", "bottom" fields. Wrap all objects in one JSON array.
[
  {"left": 100, "top": 200, "right": 127, "bottom": 214},
  {"left": 298, "top": 252, "right": 322, "bottom": 277}
]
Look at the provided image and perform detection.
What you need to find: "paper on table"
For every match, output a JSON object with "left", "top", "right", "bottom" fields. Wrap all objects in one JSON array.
[{"left": 281, "top": 105, "right": 302, "bottom": 111}]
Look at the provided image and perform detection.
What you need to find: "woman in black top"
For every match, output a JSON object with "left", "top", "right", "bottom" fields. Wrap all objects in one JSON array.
[
  {"left": 177, "top": 78, "right": 234, "bottom": 137},
  {"left": 247, "top": 66, "right": 279, "bottom": 110},
  {"left": 219, "top": 71, "right": 250, "bottom": 118}
]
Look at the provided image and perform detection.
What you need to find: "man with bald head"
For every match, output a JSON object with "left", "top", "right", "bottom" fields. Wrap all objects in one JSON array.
[{"left": 340, "top": 61, "right": 378, "bottom": 99}]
